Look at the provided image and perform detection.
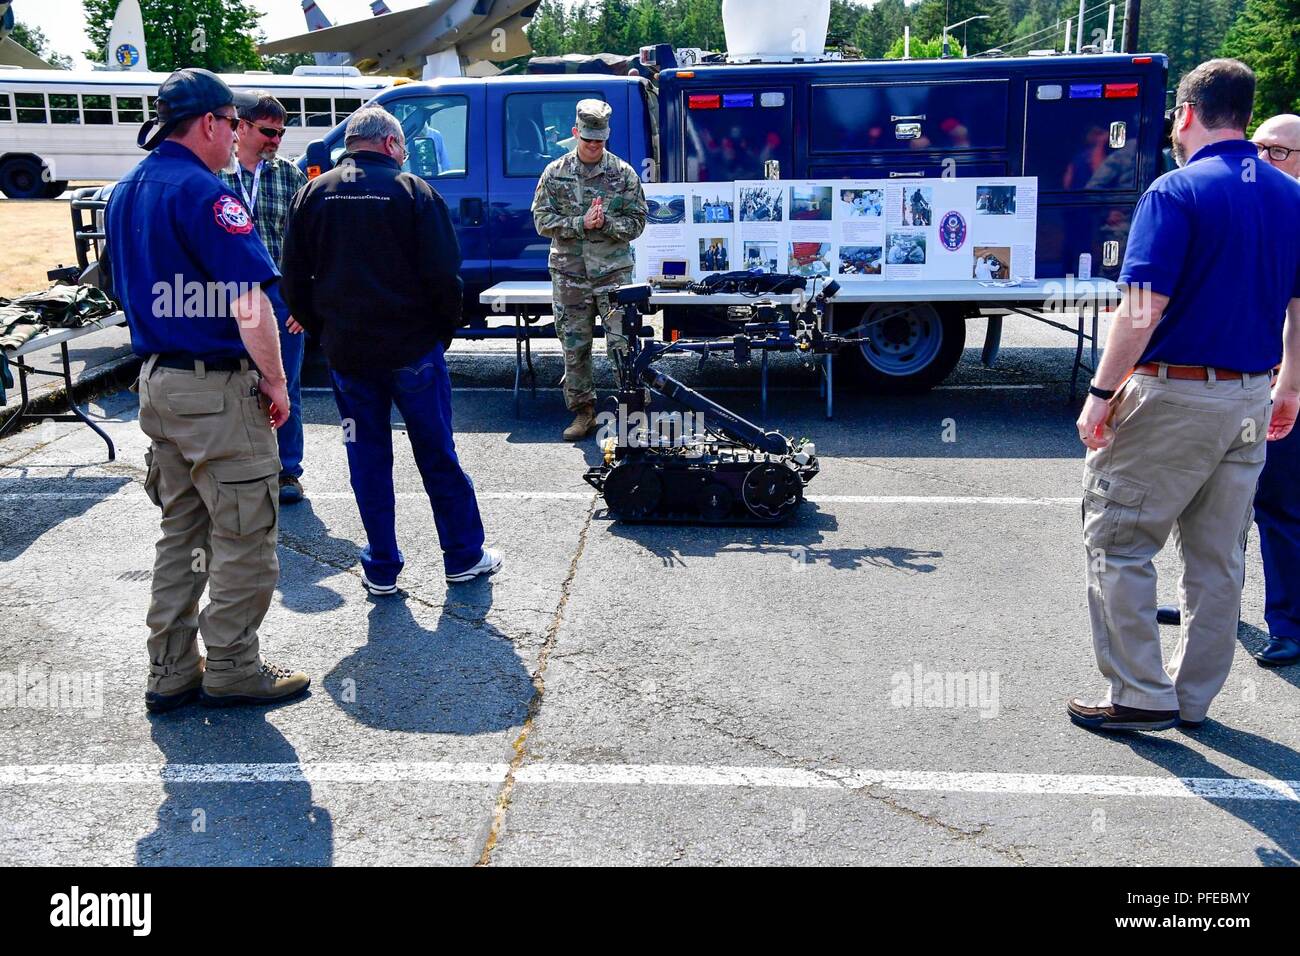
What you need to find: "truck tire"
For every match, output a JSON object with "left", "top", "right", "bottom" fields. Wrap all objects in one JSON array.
[
  {"left": 0, "top": 157, "right": 47, "bottom": 199},
  {"left": 833, "top": 302, "right": 966, "bottom": 394}
]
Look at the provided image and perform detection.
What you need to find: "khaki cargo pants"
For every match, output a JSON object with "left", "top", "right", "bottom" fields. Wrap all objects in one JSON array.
[
  {"left": 136, "top": 356, "right": 281, "bottom": 689},
  {"left": 551, "top": 268, "right": 631, "bottom": 411},
  {"left": 1083, "top": 367, "right": 1272, "bottom": 722}
]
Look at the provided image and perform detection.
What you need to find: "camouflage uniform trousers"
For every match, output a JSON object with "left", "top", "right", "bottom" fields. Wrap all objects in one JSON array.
[{"left": 551, "top": 267, "right": 632, "bottom": 411}]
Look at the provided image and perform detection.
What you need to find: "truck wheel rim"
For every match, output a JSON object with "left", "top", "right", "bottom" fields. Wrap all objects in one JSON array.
[{"left": 854, "top": 303, "right": 943, "bottom": 377}]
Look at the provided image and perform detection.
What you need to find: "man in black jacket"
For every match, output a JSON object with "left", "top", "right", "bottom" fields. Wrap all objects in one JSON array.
[{"left": 280, "top": 106, "right": 500, "bottom": 594}]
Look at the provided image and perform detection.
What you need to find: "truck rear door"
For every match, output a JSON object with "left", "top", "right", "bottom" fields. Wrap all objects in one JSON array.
[{"left": 674, "top": 84, "right": 795, "bottom": 182}]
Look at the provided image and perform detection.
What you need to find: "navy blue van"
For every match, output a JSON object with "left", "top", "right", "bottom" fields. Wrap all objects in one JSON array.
[{"left": 303, "top": 52, "right": 1168, "bottom": 391}]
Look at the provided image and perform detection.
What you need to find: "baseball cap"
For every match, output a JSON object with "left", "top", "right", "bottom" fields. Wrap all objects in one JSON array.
[
  {"left": 575, "top": 98, "right": 612, "bottom": 141},
  {"left": 138, "top": 68, "right": 258, "bottom": 150}
]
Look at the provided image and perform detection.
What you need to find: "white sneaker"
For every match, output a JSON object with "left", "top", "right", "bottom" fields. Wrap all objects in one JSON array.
[
  {"left": 361, "top": 573, "right": 401, "bottom": 597},
  {"left": 446, "top": 547, "right": 503, "bottom": 584}
]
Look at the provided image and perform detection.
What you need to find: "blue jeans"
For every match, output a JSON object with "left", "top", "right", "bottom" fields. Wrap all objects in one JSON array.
[
  {"left": 329, "top": 343, "right": 485, "bottom": 583},
  {"left": 278, "top": 321, "right": 305, "bottom": 480},
  {"left": 1255, "top": 424, "right": 1300, "bottom": 640}
]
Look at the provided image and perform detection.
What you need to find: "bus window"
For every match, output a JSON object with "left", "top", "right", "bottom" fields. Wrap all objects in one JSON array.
[
  {"left": 50, "top": 93, "right": 80, "bottom": 124},
  {"left": 280, "top": 96, "right": 303, "bottom": 127},
  {"left": 16, "top": 92, "right": 46, "bottom": 124},
  {"left": 83, "top": 94, "right": 113, "bottom": 126},
  {"left": 0, "top": 93, "right": 11, "bottom": 123},
  {"left": 305, "top": 97, "right": 332, "bottom": 127},
  {"left": 116, "top": 96, "right": 145, "bottom": 125},
  {"left": 334, "top": 97, "right": 361, "bottom": 124},
  {"left": 504, "top": 91, "right": 602, "bottom": 177}
]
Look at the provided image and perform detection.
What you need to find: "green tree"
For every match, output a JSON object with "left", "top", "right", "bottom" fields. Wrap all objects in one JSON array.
[
  {"left": 9, "top": 21, "right": 75, "bottom": 69},
  {"left": 910, "top": 0, "right": 1011, "bottom": 55},
  {"left": 856, "top": 0, "right": 911, "bottom": 59},
  {"left": 83, "top": 0, "right": 263, "bottom": 73},
  {"left": 1220, "top": 0, "right": 1300, "bottom": 122},
  {"left": 884, "top": 35, "right": 957, "bottom": 59}
]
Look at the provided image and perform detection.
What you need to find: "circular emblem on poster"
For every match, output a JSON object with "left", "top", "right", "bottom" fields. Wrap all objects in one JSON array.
[
  {"left": 115, "top": 44, "right": 140, "bottom": 67},
  {"left": 939, "top": 210, "right": 967, "bottom": 251}
]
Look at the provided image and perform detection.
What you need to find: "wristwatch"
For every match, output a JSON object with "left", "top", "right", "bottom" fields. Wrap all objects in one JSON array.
[{"left": 1088, "top": 383, "right": 1117, "bottom": 400}]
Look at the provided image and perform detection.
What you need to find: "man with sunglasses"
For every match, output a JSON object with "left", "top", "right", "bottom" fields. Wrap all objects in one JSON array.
[
  {"left": 106, "top": 69, "right": 310, "bottom": 711},
  {"left": 532, "top": 99, "right": 647, "bottom": 441},
  {"left": 1068, "top": 59, "right": 1300, "bottom": 732},
  {"left": 218, "top": 93, "right": 310, "bottom": 505}
]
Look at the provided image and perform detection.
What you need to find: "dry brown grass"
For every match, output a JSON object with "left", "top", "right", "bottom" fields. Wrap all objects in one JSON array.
[{"left": 0, "top": 183, "right": 108, "bottom": 298}]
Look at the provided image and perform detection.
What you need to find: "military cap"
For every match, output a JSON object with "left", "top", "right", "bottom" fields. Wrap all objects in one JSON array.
[{"left": 575, "top": 99, "right": 612, "bottom": 141}]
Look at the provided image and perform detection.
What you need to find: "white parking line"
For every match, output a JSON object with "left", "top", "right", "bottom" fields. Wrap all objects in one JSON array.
[
  {"left": 1, "top": 761, "right": 1295, "bottom": 801},
  {"left": 3, "top": 491, "right": 1077, "bottom": 505}
]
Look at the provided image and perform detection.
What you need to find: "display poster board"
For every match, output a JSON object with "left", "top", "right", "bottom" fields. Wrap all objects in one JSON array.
[{"left": 635, "top": 177, "right": 1038, "bottom": 284}]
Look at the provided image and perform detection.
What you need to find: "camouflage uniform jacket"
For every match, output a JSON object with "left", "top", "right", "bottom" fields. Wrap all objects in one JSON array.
[{"left": 531, "top": 149, "right": 647, "bottom": 281}]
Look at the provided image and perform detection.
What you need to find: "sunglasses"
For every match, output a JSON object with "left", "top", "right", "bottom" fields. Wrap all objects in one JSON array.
[
  {"left": 248, "top": 123, "right": 285, "bottom": 140},
  {"left": 212, "top": 112, "right": 240, "bottom": 131}
]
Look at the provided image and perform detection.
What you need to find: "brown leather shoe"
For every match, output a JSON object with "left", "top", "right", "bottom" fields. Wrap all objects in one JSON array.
[
  {"left": 145, "top": 656, "right": 205, "bottom": 713},
  {"left": 563, "top": 404, "right": 597, "bottom": 441},
  {"left": 200, "top": 659, "right": 310, "bottom": 708},
  {"left": 1067, "top": 697, "right": 1178, "bottom": 732}
]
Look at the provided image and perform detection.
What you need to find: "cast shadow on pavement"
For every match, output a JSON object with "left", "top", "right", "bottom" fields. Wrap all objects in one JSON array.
[
  {"left": 0, "top": 476, "right": 131, "bottom": 562},
  {"left": 601, "top": 502, "right": 943, "bottom": 573},
  {"left": 276, "top": 497, "right": 358, "bottom": 615},
  {"left": 323, "top": 580, "right": 533, "bottom": 735},
  {"left": 136, "top": 700, "right": 333, "bottom": 866}
]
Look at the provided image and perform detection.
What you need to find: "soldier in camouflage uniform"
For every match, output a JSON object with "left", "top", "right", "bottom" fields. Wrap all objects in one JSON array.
[{"left": 531, "top": 99, "right": 647, "bottom": 440}]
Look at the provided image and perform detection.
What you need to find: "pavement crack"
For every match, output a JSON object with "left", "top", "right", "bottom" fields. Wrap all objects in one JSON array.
[{"left": 475, "top": 492, "right": 597, "bottom": 866}]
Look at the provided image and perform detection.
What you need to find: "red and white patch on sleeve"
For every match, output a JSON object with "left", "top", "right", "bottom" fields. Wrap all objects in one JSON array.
[{"left": 213, "top": 195, "right": 254, "bottom": 235}]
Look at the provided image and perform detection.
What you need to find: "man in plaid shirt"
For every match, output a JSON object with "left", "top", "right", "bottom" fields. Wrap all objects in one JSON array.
[{"left": 219, "top": 92, "right": 310, "bottom": 504}]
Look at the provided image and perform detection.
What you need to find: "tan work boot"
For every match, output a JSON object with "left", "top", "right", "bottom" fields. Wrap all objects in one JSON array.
[
  {"left": 563, "top": 404, "right": 597, "bottom": 441},
  {"left": 200, "top": 659, "right": 311, "bottom": 708},
  {"left": 145, "top": 656, "right": 205, "bottom": 713}
]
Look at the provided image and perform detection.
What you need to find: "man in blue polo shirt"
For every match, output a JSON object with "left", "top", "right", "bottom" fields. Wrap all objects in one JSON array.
[
  {"left": 1067, "top": 59, "right": 1300, "bottom": 732},
  {"left": 106, "top": 68, "right": 310, "bottom": 712}
]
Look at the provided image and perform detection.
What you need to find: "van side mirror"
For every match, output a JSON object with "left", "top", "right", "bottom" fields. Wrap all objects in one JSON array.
[{"left": 304, "top": 139, "right": 330, "bottom": 178}]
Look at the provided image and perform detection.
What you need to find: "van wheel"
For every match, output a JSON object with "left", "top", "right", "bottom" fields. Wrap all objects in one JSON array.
[
  {"left": 834, "top": 302, "right": 966, "bottom": 393},
  {"left": 43, "top": 180, "right": 69, "bottom": 199},
  {"left": 0, "top": 158, "right": 49, "bottom": 199}
]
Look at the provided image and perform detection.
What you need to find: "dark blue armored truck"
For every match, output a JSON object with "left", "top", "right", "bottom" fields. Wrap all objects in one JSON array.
[{"left": 302, "top": 51, "right": 1169, "bottom": 391}]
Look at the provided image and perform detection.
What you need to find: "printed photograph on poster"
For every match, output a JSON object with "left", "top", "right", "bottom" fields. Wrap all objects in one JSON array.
[
  {"left": 700, "top": 237, "right": 731, "bottom": 272},
  {"left": 976, "top": 186, "right": 1016, "bottom": 216},
  {"left": 739, "top": 185, "right": 784, "bottom": 222},
  {"left": 839, "top": 245, "right": 883, "bottom": 275},
  {"left": 788, "top": 241, "right": 831, "bottom": 277},
  {"left": 744, "top": 241, "right": 779, "bottom": 272},
  {"left": 647, "top": 193, "right": 686, "bottom": 225},
  {"left": 790, "top": 185, "right": 834, "bottom": 221},
  {"left": 973, "top": 246, "right": 1011, "bottom": 280},
  {"left": 839, "top": 188, "right": 883, "bottom": 218},
  {"left": 693, "top": 190, "right": 734, "bottom": 223},
  {"left": 899, "top": 186, "right": 933, "bottom": 226},
  {"left": 887, "top": 232, "right": 927, "bottom": 265}
]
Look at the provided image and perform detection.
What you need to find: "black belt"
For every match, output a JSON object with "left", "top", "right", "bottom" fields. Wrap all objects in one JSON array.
[{"left": 152, "top": 354, "right": 255, "bottom": 373}]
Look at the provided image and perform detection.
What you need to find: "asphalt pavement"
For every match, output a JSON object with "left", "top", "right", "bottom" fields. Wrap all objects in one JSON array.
[{"left": 1, "top": 314, "right": 1298, "bottom": 866}]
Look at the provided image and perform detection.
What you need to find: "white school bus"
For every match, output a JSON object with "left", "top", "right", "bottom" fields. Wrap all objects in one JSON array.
[{"left": 0, "top": 66, "right": 394, "bottom": 198}]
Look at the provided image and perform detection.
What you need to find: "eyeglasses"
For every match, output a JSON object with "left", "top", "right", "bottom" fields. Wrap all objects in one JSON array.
[
  {"left": 1255, "top": 142, "right": 1299, "bottom": 163},
  {"left": 212, "top": 112, "right": 239, "bottom": 132},
  {"left": 250, "top": 124, "right": 284, "bottom": 140},
  {"left": 580, "top": 136, "right": 604, "bottom": 145}
]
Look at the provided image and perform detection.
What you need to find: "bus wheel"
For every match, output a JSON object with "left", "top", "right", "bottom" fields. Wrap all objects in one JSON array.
[
  {"left": 834, "top": 302, "right": 966, "bottom": 393},
  {"left": 43, "top": 180, "right": 69, "bottom": 199},
  {"left": 0, "top": 158, "right": 48, "bottom": 199}
]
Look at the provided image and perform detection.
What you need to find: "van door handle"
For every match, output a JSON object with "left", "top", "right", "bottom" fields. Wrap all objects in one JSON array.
[
  {"left": 460, "top": 197, "right": 485, "bottom": 226},
  {"left": 889, "top": 171, "right": 926, "bottom": 178}
]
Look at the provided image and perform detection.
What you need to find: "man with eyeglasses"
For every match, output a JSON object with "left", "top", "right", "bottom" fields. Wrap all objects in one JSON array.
[
  {"left": 1068, "top": 59, "right": 1300, "bottom": 732},
  {"left": 106, "top": 68, "right": 310, "bottom": 711},
  {"left": 532, "top": 99, "right": 647, "bottom": 441},
  {"left": 1252, "top": 114, "right": 1300, "bottom": 180},
  {"left": 218, "top": 92, "right": 310, "bottom": 505}
]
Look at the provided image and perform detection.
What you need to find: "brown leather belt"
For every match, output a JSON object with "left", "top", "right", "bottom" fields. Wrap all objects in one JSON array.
[{"left": 1133, "top": 363, "right": 1244, "bottom": 381}]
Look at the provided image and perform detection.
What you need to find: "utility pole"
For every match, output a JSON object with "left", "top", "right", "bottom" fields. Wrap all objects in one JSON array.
[{"left": 1122, "top": 0, "right": 1141, "bottom": 54}]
